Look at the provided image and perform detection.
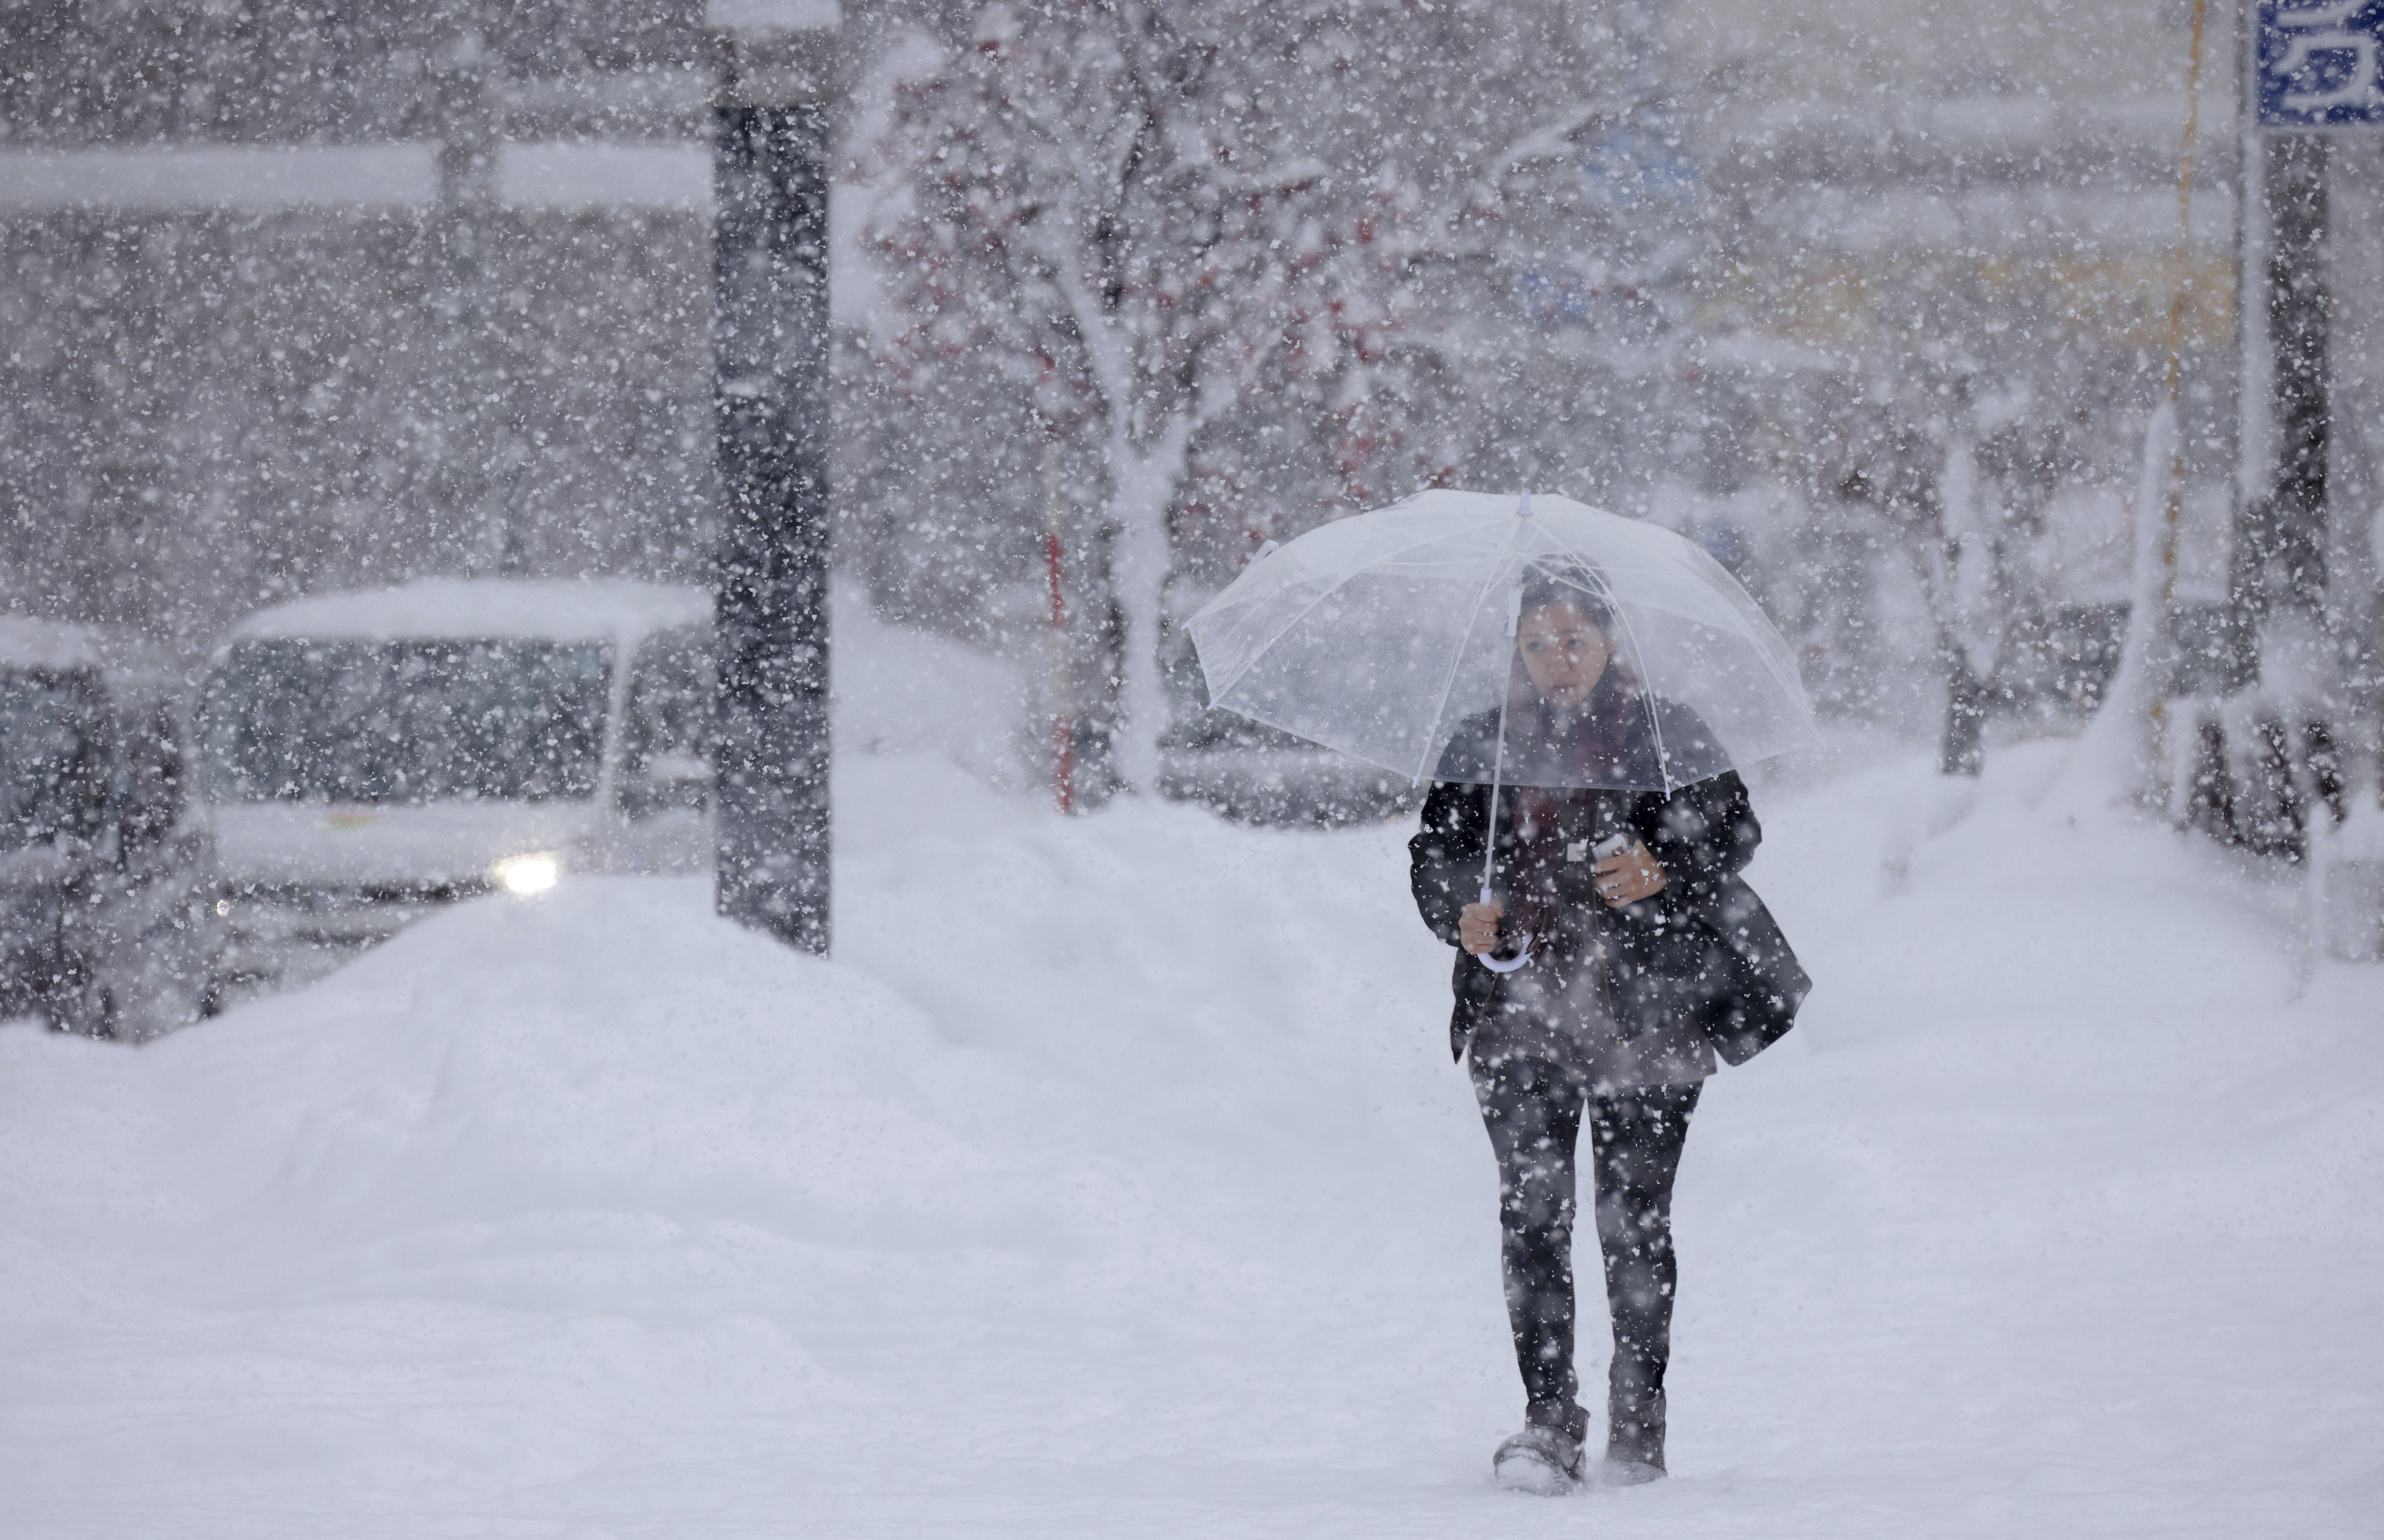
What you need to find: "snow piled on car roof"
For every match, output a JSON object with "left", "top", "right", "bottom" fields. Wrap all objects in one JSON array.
[
  {"left": 0, "top": 615, "right": 175, "bottom": 676},
  {"left": 0, "top": 615, "right": 108, "bottom": 669},
  {"left": 226, "top": 578, "right": 710, "bottom": 645}
]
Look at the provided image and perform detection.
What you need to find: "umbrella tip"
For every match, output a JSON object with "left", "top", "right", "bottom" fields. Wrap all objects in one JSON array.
[{"left": 1517, "top": 492, "right": 1533, "bottom": 519}]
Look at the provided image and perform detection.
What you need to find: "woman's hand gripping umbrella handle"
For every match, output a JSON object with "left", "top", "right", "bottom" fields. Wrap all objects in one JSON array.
[{"left": 1474, "top": 885, "right": 1532, "bottom": 973}]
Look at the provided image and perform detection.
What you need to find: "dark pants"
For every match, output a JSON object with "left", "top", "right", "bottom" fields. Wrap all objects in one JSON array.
[{"left": 1471, "top": 1054, "right": 1700, "bottom": 1464}]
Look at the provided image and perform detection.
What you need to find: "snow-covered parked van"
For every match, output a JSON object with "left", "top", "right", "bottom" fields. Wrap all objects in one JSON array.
[{"left": 199, "top": 580, "right": 713, "bottom": 1009}]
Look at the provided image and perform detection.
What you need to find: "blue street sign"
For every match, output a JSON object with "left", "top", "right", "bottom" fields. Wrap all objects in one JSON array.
[{"left": 2259, "top": 0, "right": 2384, "bottom": 127}]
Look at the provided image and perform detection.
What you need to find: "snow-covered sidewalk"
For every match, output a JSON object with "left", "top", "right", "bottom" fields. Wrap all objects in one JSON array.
[{"left": 3, "top": 738, "right": 2380, "bottom": 1539}]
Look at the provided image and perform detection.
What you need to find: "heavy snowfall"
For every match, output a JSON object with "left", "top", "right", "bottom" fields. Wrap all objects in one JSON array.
[
  {"left": 3, "top": 0, "right": 2383, "bottom": 1536},
  {"left": 5, "top": 610, "right": 2381, "bottom": 1536}
]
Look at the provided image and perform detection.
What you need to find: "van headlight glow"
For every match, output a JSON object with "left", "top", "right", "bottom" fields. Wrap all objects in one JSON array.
[{"left": 491, "top": 852, "right": 560, "bottom": 896}]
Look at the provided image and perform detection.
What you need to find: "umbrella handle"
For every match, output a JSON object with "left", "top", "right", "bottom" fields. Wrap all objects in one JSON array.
[
  {"left": 1475, "top": 622, "right": 1526, "bottom": 974},
  {"left": 1474, "top": 884, "right": 1532, "bottom": 973}
]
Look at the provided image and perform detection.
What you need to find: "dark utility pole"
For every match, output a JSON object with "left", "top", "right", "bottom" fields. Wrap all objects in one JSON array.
[
  {"left": 2269, "top": 129, "right": 2330, "bottom": 605},
  {"left": 2239, "top": 131, "right": 2332, "bottom": 623},
  {"left": 2237, "top": 0, "right": 2379, "bottom": 651},
  {"left": 711, "top": 13, "right": 837, "bottom": 953}
]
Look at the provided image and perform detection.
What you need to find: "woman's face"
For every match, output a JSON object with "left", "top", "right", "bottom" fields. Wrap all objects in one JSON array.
[{"left": 1517, "top": 602, "right": 1612, "bottom": 708}]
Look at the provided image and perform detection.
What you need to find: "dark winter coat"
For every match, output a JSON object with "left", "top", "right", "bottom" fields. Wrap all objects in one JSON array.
[{"left": 1407, "top": 690, "right": 1812, "bottom": 1068}]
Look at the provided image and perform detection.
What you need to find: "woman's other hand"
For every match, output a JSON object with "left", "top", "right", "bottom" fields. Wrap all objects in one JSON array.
[
  {"left": 1459, "top": 898, "right": 1505, "bottom": 955},
  {"left": 1593, "top": 842, "right": 1667, "bottom": 907}
]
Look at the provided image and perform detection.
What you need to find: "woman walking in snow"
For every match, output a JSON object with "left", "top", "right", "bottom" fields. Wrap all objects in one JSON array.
[{"left": 1408, "top": 565, "right": 1809, "bottom": 1494}]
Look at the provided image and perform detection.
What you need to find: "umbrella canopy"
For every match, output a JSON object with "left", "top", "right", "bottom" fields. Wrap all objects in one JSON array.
[{"left": 1187, "top": 489, "right": 1817, "bottom": 794}]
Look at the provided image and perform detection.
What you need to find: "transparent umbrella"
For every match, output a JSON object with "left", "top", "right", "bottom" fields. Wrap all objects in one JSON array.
[{"left": 1187, "top": 489, "right": 1818, "bottom": 967}]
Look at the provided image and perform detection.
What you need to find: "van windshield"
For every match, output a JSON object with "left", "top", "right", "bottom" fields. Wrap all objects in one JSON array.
[
  {"left": 204, "top": 638, "right": 613, "bottom": 805},
  {"left": 0, "top": 668, "right": 104, "bottom": 850}
]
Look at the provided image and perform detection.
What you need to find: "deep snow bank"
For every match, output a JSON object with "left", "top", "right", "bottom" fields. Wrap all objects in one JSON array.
[{"left": 2, "top": 727, "right": 2381, "bottom": 1539}]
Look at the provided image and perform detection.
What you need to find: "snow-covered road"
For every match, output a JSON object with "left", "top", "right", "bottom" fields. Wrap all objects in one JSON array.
[{"left": 4, "top": 736, "right": 2380, "bottom": 1538}]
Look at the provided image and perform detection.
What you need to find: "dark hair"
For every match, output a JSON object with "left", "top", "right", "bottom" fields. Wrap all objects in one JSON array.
[{"left": 1516, "top": 561, "right": 1614, "bottom": 630}]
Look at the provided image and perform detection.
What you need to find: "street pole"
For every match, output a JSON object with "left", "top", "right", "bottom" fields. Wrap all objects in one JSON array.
[
  {"left": 709, "top": 4, "right": 838, "bottom": 953},
  {"left": 2259, "top": 129, "right": 2332, "bottom": 620},
  {"left": 2238, "top": 0, "right": 2384, "bottom": 961},
  {"left": 2241, "top": 0, "right": 2360, "bottom": 854},
  {"left": 430, "top": 19, "right": 513, "bottom": 574}
]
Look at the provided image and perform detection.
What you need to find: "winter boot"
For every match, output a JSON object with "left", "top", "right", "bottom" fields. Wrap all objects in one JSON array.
[
  {"left": 1600, "top": 1387, "right": 1666, "bottom": 1486},
  {"left": 1493, "top": 1399, "right": 1588, "bottom": 1495}
]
